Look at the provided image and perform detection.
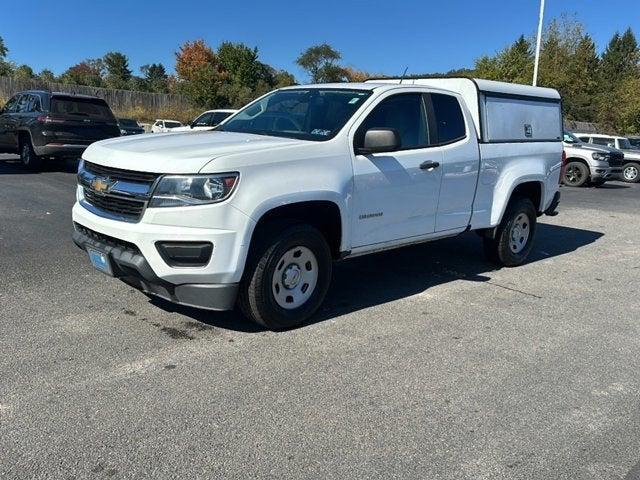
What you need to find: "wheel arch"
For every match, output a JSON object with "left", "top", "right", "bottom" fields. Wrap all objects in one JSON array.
[{"left": 242, "top": 196, "right": 346, "bottom": 265}]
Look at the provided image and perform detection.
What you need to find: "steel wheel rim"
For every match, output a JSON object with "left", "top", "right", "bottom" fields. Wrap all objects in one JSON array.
[
  {"left": 272, "top": 246, "right": 318, "bottom": 309},
  {"left": 624, "top": 165, "right": 638, "bottom": 181},
  {"left": 565, "top": 165, "right": 583, "bottom": 185},
  {"left": 509, "top": 213, "right": 530, "bottom": 254}
]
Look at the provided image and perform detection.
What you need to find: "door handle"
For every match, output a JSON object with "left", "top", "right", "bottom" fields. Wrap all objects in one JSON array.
[{"left": 420, "top": 160, "right": 440, "bottom": 170}]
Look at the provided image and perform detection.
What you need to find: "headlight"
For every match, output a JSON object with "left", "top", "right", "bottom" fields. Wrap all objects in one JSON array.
[
  {"left": 149, "top": 173, "right": 239, "bottom": 208},
  {"left": 592, "top": 152, "right": 609, "bottom": 161}
]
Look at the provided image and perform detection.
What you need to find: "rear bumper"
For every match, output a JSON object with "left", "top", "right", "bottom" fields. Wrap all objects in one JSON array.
[
  {"left": 72, "top": 225, "right": 238, "bottom": 311},
  {"left": 34, "top": 143, "right": 88, "bottom": 158}
]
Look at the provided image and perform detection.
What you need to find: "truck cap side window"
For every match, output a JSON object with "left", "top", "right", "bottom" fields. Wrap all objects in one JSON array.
[{"left": 355, "top": 93, "right": 429, "bottom": 152}]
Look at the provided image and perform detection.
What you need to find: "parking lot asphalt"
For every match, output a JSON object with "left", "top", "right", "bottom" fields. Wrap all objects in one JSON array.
[{"left": 1, "top": 154, "right": 639, "bottom": 480}]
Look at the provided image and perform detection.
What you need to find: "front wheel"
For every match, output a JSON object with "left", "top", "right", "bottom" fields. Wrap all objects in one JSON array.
[
  {"left": 563, "top": 161, "right": 589, "bottom": 187},
  {"left": 483, "top": 197, "right": 537, "bottom": 267},
  {"left": 622, "top": 163, "right": 640, "bottom": 183},
  {"left": 238, "top": 225, "right": 332, "bottom": 330}
]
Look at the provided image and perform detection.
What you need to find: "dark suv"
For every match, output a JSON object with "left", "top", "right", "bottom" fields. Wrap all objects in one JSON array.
[{"left": 0, "top": 90, "right": 120, "bottom": 170}]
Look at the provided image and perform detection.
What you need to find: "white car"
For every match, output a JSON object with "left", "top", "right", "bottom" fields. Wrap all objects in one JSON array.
[
  {"left": 171, "top": 109, "right": 238, "bottom": 132},
  {"left": 73, "top": 78, "right": 562, "bottom": 330},
  {"left": 575, "top": 133, "right": 640, "bottom": 183},
  {"left": 151, "top": 119, "right": 183, "bottom": 133}
]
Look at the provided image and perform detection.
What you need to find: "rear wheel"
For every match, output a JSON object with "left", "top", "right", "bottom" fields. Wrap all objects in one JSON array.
[
  {"left": 20, "top": 137, "right": 42, "bottom": 171},
  {"left": 483, "top": 197, "right": 537, "bottom": 267},
  {"left": 563, "top": 161, "right": 589, "bottom": 187},
  {"left": 622, "top": 163, "right": 640, "bottom": 183},
  {"left": 238, "top": 224, "right": 332, "bottom": 330}
]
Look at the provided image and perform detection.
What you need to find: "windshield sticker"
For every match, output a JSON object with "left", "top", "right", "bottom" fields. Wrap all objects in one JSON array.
[
  {"left": 311, "top": 129, "right": 332, "bottom": 136},
  {"left": 349, "top": 97, "right": 361, "bottom": 104}
]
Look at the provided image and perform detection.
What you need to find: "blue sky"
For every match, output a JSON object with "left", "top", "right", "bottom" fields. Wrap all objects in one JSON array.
[{"left": 2, "top": 0, "right": 639, "bottom": 81}]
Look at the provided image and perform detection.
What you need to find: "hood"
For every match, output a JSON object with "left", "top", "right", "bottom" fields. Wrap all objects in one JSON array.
[
  {"left": 620, "top": 148, "right": 640, "bottom": 160},
  {"left": 563, "top": 141, "right": 622, "bottom": 155},
  {"left": 82, "top": 131, "right": 303, "bottom": 173}
]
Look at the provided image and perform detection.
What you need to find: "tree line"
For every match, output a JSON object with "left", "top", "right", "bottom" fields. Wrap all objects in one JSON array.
[{"left": 1, "top": 17, "right": 638, "bottom": 133}]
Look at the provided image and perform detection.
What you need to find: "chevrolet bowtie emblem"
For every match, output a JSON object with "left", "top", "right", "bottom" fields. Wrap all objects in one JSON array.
[{"left": 91, "top": 176, "right": 113, "bottom": 194}]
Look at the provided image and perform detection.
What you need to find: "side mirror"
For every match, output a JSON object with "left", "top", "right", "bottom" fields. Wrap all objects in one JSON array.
[{"left": 357, "top": 128, "right": 401, "bottom": 155}]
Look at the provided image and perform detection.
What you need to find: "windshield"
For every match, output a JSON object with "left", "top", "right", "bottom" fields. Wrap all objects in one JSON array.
[
  {"left": 165, "top": 121, "right": 182, "bottom": 128},
  {"left": 619, "top": 138, "right": 632, "bottom": 149},
  {"left": 563, "top": 131, "right": 580, "bottom": 143},
  {"left": 119, "top": 119, "right": 139, "bottom": 127},
  {"left": 218, "top": 88, "right": 372, "bottom": 141}
]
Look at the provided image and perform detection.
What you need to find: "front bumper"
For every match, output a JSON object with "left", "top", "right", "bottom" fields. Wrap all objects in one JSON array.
[
  {"left": 590, "top": 165, "right": 623, "bottom": 180},
  {"left": 72, "top": 223, "right": 239, "bottom": 311}
]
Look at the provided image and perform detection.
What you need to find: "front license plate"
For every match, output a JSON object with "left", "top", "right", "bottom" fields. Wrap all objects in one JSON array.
[{"left": 88, "top": 248, "right": 113, "bottom": 276}]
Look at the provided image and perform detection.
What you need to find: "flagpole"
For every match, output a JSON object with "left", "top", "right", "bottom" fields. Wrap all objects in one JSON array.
[{"left": 532, "top": 0, "right": 545, "bottom": 86}]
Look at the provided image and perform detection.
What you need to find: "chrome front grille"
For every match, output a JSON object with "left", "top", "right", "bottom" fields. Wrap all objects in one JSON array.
[
  {"left": 83, "top": 188, "right": 146, "bottom": 220},
  {"left": 78, "top": 161, "right": 160, "bottom": 222}
]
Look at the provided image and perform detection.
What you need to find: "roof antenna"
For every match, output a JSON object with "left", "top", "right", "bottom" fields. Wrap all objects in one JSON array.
[{"left": 399, "top": 66, "right": 408, "bottom": 84}]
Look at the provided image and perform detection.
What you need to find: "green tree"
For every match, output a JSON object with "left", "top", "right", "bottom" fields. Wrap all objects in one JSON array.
[
  {"left": 600, "top": 28, "right": 639, "bottom": 88},
  {"left": 218, "top": 42, "right": 261, "bottom": 89},
  {"left": 13, "top": 64, "right": 35, "bottom": 80},
  {"left": 38, "top": 69, "right": 56, "bottom": 82},
  {"left": 296, "top": 43, "right": 345, "bottom": 83},
  {"left": 140, "top": 63, "right": 168, "bottom": 93},
  {"left": 598, "top": 28, "right": 640, "bottom": 129},
  {"left": 474, "top": 35, "right": 533, "bottom": 84},
  {"left": 103, "top": 51, "right": 132, "bottom": 89},
  {"left": 0, "top": 35, "right": 14, "bottom": 76}
]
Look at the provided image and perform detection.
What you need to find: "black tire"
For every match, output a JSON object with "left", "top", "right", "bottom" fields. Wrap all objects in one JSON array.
[
  {"left": 483, "top": 197, "right": 537, "bottom": 267},
  {"left": 622, "top": 162, "right": 640, "bottom": 183},
  {"left": 238, "top": 224, "right": 332, "bottom": 330},
  {"left": 563, "top": 161, "right": 589, "bottom": 187},
  {"left": 20, "top": 136, "right": 42, "bottom": 171}
]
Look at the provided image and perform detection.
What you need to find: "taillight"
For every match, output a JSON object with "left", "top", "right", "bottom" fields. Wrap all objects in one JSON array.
[
  {"left": 36, "top": 115, "right": 66, "bottom": 124},
  {"left": 560, "top": 150, "right": 567, "bottom": 184}
]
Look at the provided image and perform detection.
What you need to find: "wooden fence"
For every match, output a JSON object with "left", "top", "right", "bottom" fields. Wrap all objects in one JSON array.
[{"left": 0, "top": 76, "right": 191, "bottom": 119}]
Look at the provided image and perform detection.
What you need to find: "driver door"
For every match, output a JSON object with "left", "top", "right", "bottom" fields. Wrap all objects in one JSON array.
[{"left": 350, "top": 92, "right": 443, "bottom": 248}]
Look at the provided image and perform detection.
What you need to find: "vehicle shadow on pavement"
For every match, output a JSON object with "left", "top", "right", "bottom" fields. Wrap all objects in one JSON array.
[
  {"left": 0, "top": 157, "right": 79, "bottom": 174},
  {"left": 151, "top": 223, "right": 604, "bottom": 332}
]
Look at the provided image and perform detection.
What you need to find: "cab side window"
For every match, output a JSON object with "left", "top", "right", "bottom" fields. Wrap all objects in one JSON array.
[
  {"left": 356, "top": 93, "right": 429, "bottom": 151},
  {"left": 429, "top": 93, "right": 466, "bottom": 144},
  {"left": 592, "top": 137, "right": 614, "bottom": 147},
  {"left": 16, "top": 94, "right": 31, "bottom": 113}
]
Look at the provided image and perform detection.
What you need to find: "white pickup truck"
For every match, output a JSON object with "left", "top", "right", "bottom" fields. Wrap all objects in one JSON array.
[{"left": 72, "top": 78, "right": 563, "bottom": 329}]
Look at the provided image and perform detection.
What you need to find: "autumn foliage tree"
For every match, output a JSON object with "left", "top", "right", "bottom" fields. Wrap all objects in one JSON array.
[{"left": 175, "top": 40, "right": 229, "bottom": 107}]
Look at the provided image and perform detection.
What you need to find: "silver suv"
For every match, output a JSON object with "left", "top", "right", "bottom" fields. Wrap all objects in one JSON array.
[
  {"left": 562, "top": 131, "right": 624, "bottom": 187},
  {"left": 576, "top": 133, "right": 640, "bottom": 183}
]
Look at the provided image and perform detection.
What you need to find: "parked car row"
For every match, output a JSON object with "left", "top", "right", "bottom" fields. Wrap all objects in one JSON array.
[
  {"left": 151, "top": 109, "right": 237, "bottom": 133},
  {"left": 562, "top": 130, "right": 640, "bottom": 186},
  {"left": 0, "top": 89, "right": 238, "bottom": 170}
]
